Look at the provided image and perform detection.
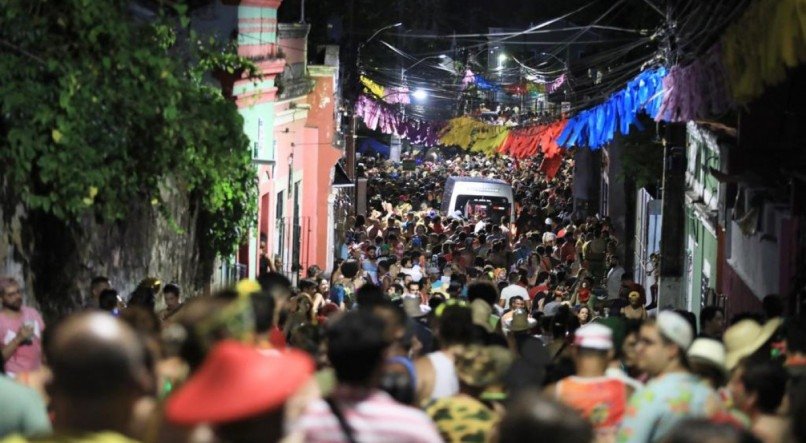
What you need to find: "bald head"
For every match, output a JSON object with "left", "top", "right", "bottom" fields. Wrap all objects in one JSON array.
[
  {"left": 498, "top": 390, "right": 593, "bottom": 443},
  {"left": 47, "top": 312, "right": 149, "bottom": 399}
]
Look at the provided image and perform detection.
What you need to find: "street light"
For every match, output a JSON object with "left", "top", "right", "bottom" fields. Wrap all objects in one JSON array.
[
  {"left": 401, "top": 54, "right": 446, "bottom": 104},
  {"left": 356, "top": 22, "right": 403, "bottom": 71},
  {"left": 412, "top": 89, "right": 429, "bottom": 101},
  {"left": 401, "top": 54, "right": 447, "bottom": 93},
  {"left": 403, "top": 54, "right": 447, "bottom": 76},
  {"left": 497, "top": 53, "right": 508, "bottom": 71}
]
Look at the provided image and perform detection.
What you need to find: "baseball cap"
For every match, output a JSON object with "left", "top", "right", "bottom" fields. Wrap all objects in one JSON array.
[
  {"left": 574, "top": 323, "right": 613, "bottom": 350},
  {"left": 657, "top": 310, "right": 693, "bottom": 350}
]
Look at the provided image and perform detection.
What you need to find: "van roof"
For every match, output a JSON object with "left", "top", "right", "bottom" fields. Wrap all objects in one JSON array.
[{"left": 445, "top": 176, "right": 509, "bottom": 185}]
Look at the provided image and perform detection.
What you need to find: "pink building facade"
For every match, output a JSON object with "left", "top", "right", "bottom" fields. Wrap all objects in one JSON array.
[
  {"left": 194, "top": 1, "right": 342, "bottom": 284},
  {"left": 236, "top": 16, "right": 341, "bottom": 282}
]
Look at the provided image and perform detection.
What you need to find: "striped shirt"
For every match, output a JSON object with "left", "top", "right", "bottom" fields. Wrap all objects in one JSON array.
[{"left": 294, "top": 386, "right": 442, "bottom": 443}]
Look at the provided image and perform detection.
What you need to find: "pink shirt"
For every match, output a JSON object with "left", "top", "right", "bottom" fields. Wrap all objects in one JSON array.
[
  {"left": 0, "top": 306, "right": 45, "bottom": 375},
  {"left": 295, "top": 387, "right": 442, "bottom": 443}
]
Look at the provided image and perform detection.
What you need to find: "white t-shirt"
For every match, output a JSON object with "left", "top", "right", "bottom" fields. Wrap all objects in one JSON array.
[
  {"left": 500, "top": 284, "right": 529, "bottom": 309},
  {"left": 401, "top": 266, "right": 423, "bottom": 283}
]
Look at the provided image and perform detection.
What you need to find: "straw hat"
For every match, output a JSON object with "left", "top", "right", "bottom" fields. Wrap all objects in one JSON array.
[
  {"left": 724, "top": 318, "right": 784, "bottom": 370},
  {"left": 470, "top": 299, "right": 494, "bottom": 333},
  {"left": 688, "top": 338, "right": 727, "bottom": 375},
  {"left": 402, "top": 296, "right": 431, "bottom": 318},
  {"left": 505, "top": 309, "right": 537, "bottom": 333}
]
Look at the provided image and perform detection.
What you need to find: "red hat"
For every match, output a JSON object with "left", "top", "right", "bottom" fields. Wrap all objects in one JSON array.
[{"left": 166, "top": 340, "right": 314, "bottom": 425}]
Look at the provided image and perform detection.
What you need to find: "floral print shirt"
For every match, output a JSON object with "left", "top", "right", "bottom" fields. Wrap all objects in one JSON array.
[{"left": 617, "top": 372, "right": 720, "bottom": 443}]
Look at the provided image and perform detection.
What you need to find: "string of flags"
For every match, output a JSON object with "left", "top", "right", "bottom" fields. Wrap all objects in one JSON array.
[{"left": 355, "top": 0, "right": 806, "bottom": 155}]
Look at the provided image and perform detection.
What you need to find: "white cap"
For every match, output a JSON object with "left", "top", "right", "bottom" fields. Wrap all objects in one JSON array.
[
  {"left": 657, "top": 311, "right": 693, "bottom": 350},
  {"left": 574, "top": 323, "right": 613, "bottom": 350}
]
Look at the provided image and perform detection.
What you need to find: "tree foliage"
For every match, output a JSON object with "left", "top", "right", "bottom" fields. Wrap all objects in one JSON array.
[
  {"left": 0, "top": 0, "right": 256, "bottom": 257},
  {"left": 618, "top": 118, "right": 664, "bottom": 190}
]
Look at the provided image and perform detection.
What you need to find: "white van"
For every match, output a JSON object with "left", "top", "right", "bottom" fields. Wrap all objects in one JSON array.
[{"left": 441, "top": 176, "right": 515, "bottom": 223}]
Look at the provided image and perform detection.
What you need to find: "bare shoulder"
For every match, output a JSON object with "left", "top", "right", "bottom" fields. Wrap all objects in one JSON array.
[{"left": 414, "top": 355, "right": 435, "bottom": 406}]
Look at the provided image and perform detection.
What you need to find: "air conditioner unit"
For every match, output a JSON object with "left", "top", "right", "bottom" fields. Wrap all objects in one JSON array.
[
  {"left": 252, "top": 139, "right": 276, "bottom": 166},
  {"left": 333, "top": 133, "right": 345, "bottom": 149}
]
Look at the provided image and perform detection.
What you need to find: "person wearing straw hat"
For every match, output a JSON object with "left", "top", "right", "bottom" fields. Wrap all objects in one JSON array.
[
  {"left": 547, "top": 323, "right": 632, "bottom": 441},
  {"left": 686, "top": 338, "right": 753, "bottom": 429},
  {"left": 723, "top": 359, "right": 790, "bottom": 443},
  {"left": 616, "top": 311, "right": 721, "bottom": 443},
  {"left": 504, "top": 309, "right": 537, "bottom": 335},
  {"left": 723, "top": 318, "right": 784, "bottom": 372},
  {"left": 402, "top": 296, "right": 431, "bottom": 319},
  {"left": 500, "top": 296, "right": 527, "bottom": 332},
  {"left": 718, "top": 318, "right": 785, "bottom": 431},
  {"left": 687, "top": 338, "right": 728, "bottom": 389}
]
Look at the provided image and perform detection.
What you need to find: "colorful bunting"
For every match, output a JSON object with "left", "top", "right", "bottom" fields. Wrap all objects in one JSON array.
[
  {"left": 558, "top": 67, "right": 666, "bottom": 149},
  {"left": 385, "top": 86, "right": 411, "bottom": 105},
  {"left": 473, "top": 75, "right": 501, "bottom": 92},
  {"left": 546, "top": 74, "right": 566, "bottom": 94},
  {"left": 354, "top": 94, "right": 441, "bottom": 146},
  {"left": 539, "top": 154, "right": 564, "bottom": 180},
  {"left": 360, "top": 75, "right": 385, "bottom": 100},
  {"left": 656, "top": 43, "right": 732, "bottom": 123},
  {"left": 721, "top": 0, "right": 806, "bottom": 103},
  {"left": 498, "top": 120, "right": 567, "bottom": 159},
  {"left": 438, "top": 117, "right": 506, "bottom": 154}
]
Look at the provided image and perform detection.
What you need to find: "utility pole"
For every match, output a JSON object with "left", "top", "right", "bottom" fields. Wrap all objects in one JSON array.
[
  {"left": 346, "top": 110, "right": 358, "bottom": 215},
  {"left": 658, "top": 123, "right": 687, "bottom": 309}
]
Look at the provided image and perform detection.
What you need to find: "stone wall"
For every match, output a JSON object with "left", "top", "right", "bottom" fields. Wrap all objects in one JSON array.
[{"left": 0, "top": 179, "right": 210, "bottom": 322}]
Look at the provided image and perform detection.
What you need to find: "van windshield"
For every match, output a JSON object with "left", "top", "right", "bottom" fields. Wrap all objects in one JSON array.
[{"left": 454, "top": 196, "right": 510, "bottom": 223}]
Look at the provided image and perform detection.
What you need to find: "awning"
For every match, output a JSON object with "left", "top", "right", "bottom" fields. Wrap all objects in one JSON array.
[
  {"left": 332, "top": 162, "right": 354, "bottom": 188},
  {"left": 358, "top": 137, "right": 390, "bottom": 158}
]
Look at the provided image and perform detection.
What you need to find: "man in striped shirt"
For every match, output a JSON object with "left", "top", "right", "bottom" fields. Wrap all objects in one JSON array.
[{"left": 294, "top": 310, "right": 442, "bottom": 443}]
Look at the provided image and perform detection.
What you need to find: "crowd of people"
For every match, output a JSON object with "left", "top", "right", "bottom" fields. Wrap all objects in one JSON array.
[{"left": 1, "top": 152, "right": 806, "bottom": 443}]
